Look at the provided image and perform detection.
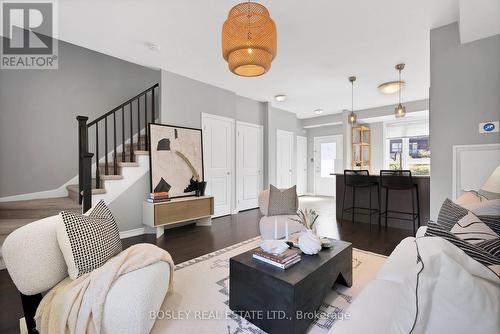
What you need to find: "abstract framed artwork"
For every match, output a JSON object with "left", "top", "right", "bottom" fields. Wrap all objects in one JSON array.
[{"left": 149, "top": 123, "right": 204, "bottom": 198}]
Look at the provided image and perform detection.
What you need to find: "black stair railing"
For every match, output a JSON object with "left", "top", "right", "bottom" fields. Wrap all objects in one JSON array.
[{"left": 77, "top": 83, "right": 158, "bottom": 211}]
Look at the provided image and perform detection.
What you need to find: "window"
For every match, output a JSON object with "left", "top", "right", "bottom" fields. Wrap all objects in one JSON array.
[
  {"left": 385, "top": 120, "right": 430, "bottom": 175},
  {"left": 320, "top": 142, "right": 336, "bottom": 178}
]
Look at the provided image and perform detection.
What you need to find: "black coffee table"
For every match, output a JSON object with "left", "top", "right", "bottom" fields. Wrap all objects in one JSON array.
[{"left": 229, "top": 240, "right": 352, "bottom": 334}]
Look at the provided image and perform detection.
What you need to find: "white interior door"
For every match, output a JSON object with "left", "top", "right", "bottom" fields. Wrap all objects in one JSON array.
[
  {"left": 296, "top": 136, "right": 308, "bottom": 195},
  {"left": 276, "top": 129, "right": 294, "bottom": 188},
  {"left": 314, "top": 135, "right": 343, "bottom": 197},
  {"left": 236, "top": 122, "right": 263, "bottom": 211},
  {"left": 202, "top": 113, "right": 234, "bottom": 217}
]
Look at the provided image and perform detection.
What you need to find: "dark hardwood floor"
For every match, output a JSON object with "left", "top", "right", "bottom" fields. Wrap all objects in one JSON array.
[{"left": 0, "top": 199, "right": 412, "bottom": 334}]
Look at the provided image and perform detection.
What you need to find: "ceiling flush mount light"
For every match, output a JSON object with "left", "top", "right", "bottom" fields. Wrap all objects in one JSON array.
[
  {"left": 378, "top": 80, "right": 405, "bottom": 94},
  {"left": 146, "top": 42, "right": 161, "bottom": 51},
  {"left": 222, "top": 1, "right": 277, "bottom": 77},
  {"left": 274, "top": 94, "right": 287, "bottom": 102},
  {"left": 394, "top": 63, "right": 406, "bottom": 118},
  {"left": 314, "top": 109, "right": 324, "bottom": 115},
  {"left": 348, "top": 76, "right": 357, "bottom": 125}
]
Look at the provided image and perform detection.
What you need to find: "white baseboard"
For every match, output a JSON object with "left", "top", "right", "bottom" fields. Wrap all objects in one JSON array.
[{"left": 119, "top": 227, "right": 145, "bottom": 239}]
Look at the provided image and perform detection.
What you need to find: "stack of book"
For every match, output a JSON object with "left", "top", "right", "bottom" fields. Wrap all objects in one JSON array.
[
  {"left": 252, "top": 247, "right": 301, "bottom": 270},
  {"left": 147, "top": 192, "right": 170, "bottom": 203}
]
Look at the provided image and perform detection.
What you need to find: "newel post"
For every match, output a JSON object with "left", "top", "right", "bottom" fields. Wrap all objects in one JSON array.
[{"left": 77, "top": 116, "right": 89, "bottom": 205}]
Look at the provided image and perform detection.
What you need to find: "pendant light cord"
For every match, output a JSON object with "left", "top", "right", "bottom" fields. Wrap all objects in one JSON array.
[
  {"left": 351, "top": 79, "right": 354, "bottom": 112},
  {"left": 398, "top": 68, "right": 401, "bottom": 104}
]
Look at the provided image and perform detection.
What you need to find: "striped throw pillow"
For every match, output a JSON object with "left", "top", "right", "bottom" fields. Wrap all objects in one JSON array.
[
  {"left": 437, "top": 198, "right": 469, "bottom": 230},
  {"left": 449, "top": 212, "right": 498, "bottom": 244},
  {"left": 477, "top": 215, "right": 500, "bottom": 236},
  {"left": 476, "top": 239, "right": 500, "bottom": 258},
  {"left": 425, "top": 221, "right": 499, "bottom": 267}
]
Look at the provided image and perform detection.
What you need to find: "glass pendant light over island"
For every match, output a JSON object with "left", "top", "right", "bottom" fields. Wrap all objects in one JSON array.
[
  {"left": 348, "top": 76, "right": 357, "bottom": 124},
  {"left": 394, "top": 63, "right": 406, "bottom": 118},
  {"left": 222, "top": 1, "right": 277, "bottom": 77}
]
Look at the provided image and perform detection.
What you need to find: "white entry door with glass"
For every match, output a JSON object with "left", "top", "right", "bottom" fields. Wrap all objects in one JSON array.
[{"left": 314, "top": 135, "right": 343, "bottom": 197}]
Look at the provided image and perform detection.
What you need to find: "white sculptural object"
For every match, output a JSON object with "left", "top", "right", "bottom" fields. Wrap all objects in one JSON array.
[{"left": 298, "top": 230, "right": 322, "bottom": 255}]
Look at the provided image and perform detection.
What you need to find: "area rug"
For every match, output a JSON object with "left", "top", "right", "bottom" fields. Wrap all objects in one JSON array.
[{"left": 151, "top": 237, "right": 386, "bottom": 334}]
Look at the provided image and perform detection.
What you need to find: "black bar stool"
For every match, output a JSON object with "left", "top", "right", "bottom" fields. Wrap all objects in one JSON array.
[
  {"left": 341, "top": 170, "right": 380, "bottom": 230},
  {"left": 379, "top": 170, "right": 421, "bottom": 234}
]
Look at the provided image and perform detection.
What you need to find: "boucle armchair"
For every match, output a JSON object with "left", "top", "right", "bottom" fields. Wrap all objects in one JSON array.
[
  {"left": 258, "top": 188, "right": 306, "bottom": 239},
  {"left": 2, "top": 215, "right": 171, "bottom": 334}
]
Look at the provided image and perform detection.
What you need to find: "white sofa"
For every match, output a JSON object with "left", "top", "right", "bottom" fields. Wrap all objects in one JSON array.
[
  {"left": 329, "top": 226, "right": 500, "bottom": 334},
  {"left": 2, "top": 215, "right": 170, "bottom": 334},
  {"left": 258, "top": 189, "right": 306, "bottom": 239}
]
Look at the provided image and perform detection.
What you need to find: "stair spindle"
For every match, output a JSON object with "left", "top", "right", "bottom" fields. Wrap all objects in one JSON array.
[
  {"left": 137, "top": 98, "right": 141, "bottom": 151},
  {"left": 144, "top": 93, "right": 148, "bottom": 151},
  {"left": 113, "top": 112, "right": 117, "bottom": 175},
  {"left": 129, "top": 102, "right": 134, "bottom": 162},
  {"left": 95, "top": 123, "right": 100, "bottom": 189},
  {"left": 151, "top": 87, "right": 155, "bottom": 124},
  {"left": 104, "top": 117, "right": 108, "bottom": 175},
  {"left": 121, "top": 107, "right": 125, "bottom": 163}
]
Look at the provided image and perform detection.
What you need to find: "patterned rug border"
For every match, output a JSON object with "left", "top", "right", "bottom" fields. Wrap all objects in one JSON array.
[{"left": 175, "top": 237, "right": 387, "bottom": 270}]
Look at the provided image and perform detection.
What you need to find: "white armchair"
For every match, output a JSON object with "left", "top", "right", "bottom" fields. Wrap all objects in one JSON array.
[
  {"left": 2, "top": 215, "right": 170, "bottom": 334},
  {"left": 258, "top": 189, "right": 306, "bottom": 239}
]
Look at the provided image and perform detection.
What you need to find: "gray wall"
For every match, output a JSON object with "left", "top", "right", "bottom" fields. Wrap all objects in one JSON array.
[
  {"left": 0, "top": 40, "right": 160, "bottom": 197},
  {"left": 160, "top": 70, "right": 267, "bottom": 213},
  {"left": 305, "top": 125, "right": 343, "bottom": 194},
  {"left": 160, "top": 70, "right": 265, "bottom": 128},
  {"left": 430, "top": 23, "right": 500, "bottom": 218},
  {"left": 109, "top": 174, "right": 150, "bottom": 232}
]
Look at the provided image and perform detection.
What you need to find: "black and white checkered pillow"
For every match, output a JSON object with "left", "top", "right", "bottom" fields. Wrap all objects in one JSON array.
[{"left": 57, "top": 200, "right": 122, "bottom": 279}]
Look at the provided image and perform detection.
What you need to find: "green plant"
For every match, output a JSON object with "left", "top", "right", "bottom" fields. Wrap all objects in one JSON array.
[{"left": 409, "top": 164, "right": 430, "bottom": 175}]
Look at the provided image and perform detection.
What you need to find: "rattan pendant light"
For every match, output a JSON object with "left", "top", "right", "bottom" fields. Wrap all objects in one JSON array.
[{"left": 222, "top": 1, "right": 277, "bottom": 77}]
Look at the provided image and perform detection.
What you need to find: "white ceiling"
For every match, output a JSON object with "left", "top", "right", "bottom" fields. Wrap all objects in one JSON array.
[{"left": 56, "top": 0, "right": 461, "bottom": 118}]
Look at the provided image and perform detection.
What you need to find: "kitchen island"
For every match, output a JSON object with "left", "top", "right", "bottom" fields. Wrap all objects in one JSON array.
[{"left": 333, "top": 173, "right": 430, "bottom": 230}]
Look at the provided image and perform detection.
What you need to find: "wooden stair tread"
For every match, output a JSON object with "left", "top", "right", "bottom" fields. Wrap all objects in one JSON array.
[
  {"left": 0, "top": 197, "right": 81, "bottom": 220},
  {"left": 98, "top": 161, "right": 140, "bottom": 168},
  {"left": 0, "top": 219, "right": 35, "bottom": 235},
  {"left": 100, "top": 174, "right": 123, "bottom": 180},
  {"left": 0, "top": 197, "right": 81, "bottom": 211},
  {"left": 66, "top": 185, "right": 106, "bottom": 195}
]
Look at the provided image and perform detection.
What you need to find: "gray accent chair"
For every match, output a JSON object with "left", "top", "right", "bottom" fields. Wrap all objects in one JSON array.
[{"left": 258, "top": 189, "right": 306, "bottom": 239}]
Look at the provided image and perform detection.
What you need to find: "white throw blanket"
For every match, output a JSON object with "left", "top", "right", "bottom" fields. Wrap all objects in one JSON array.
[{"left": 35, "top": 243, "right": 175, "bottom": 334}]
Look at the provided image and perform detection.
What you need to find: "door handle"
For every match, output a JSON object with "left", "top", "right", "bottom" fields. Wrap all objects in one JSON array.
[{"left": 227, "top": 171, "right": 231, "bottom": 175}]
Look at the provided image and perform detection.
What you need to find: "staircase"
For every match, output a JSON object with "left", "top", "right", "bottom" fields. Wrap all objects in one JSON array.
[
  {"left": 0, "top": 83, "right": 159, "bottom": 269},
  {"left": 66, "top": 137, "right": 149, "bottom": 202},
  {"left": 0, "top": 197, "right": 81, "bottom": 269}
]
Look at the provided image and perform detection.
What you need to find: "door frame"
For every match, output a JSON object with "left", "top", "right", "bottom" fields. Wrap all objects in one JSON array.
[
  {"left": 236, "top": 121, "right": 264, "bottom": 212},
  {"left": 201, "top": 112, "right": 236, "bottom": 217},
  {"left": 313, "top": 135, "right": 343, "bottom": 196},
  {"left": 296, "top": 135, "right": 308, "bottom": 196},
  {"left": 276, "top": 129, "right": 294, "bottom": 188}
]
